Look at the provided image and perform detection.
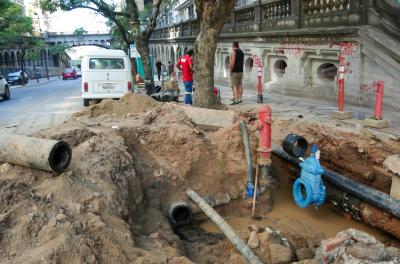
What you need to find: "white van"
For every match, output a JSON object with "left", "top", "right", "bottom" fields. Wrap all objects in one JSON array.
[{"left": 81, "top": 49, "right": 132, "bottom": 106}]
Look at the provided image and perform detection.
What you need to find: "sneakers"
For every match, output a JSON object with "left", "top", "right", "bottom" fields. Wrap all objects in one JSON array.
[
  {"left": 230, "top": 98, "right": 235, "bottom": 102},
  {"left": 230, "top": 100, "right": 242, "bottom": 105}
]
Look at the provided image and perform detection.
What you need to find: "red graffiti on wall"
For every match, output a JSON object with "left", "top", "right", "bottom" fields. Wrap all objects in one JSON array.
[
  {"left": 279, "top": 41, "right": 322, "bottom": 58},
  {"left": 330, "top": 42, "right": 360, "bottom": 58},
  {"left": 279, "top": 40, "right": 360, "bottom": 59},
  {"left": 360, "top": 81, "right": 376, "bottom": 92}
]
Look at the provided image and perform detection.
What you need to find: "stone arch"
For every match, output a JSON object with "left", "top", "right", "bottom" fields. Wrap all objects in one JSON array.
[
  {"left": 4, "top": 51, "right": 10, "bottom": 68},
  {"left": 317, "top": 63, "right": 337, "bottom": 82},
  {"left": 170, "top": 46, "right": 175, "bottom": 64},
  {"left": 0, "top": 52, "right": 4, "bottom": 66},
  {"left": 274, "top": 59, "right": 287, "bottom": 78},
  {"left": 10, "top": 50, "right": 17, "bottom": 68},
  {"left": 245, "top": 57, "right": 253, "bottom": 73}
]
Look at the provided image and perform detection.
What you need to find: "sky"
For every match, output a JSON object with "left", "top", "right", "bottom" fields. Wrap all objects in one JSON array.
[{"left": 48, "top": 9, "right": 109, "bottom": 33}]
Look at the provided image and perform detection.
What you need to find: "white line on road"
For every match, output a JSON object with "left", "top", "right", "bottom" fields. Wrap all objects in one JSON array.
[{"left": 19, "top": 97, "right": 32, "bottom": 102}]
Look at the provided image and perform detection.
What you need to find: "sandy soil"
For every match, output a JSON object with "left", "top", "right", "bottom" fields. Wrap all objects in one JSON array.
[{"left": 0, "top": 93, "right": 399, "bottom": 263}]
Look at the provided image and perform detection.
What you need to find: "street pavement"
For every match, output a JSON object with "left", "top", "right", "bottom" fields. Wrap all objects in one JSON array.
[
  {"left": 0, "top": 78, "right": 82, "bottom": 135},
  {"left": 213, "top": 80, "right": 400, "bottom": 130}
]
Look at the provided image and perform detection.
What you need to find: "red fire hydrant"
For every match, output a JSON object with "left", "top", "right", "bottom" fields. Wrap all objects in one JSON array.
[
  {"left": 258, "top": 105, "right": 272, "bottom": 165},
  {"left": 374, "top": 81, "right": 384, "bottom": 120},
  {"left": 337, "top": 56, "right": 345, "bottom": 112},
  {"left": 253, "top": 55, "right": 263, "bottom": 103}
]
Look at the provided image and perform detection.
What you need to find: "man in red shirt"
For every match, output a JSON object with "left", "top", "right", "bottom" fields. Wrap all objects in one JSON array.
[{"left": 176, "top": 50, "right": 194, "bottom": 105}]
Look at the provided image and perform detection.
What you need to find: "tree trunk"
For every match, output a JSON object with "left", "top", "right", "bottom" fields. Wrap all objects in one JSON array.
[
  {"left": 136, "top": 37, "right": 153, "bottom": 84},
  {"left": 193, "top": 0, "right": 236, "bottom": 109},
  {"left": 193, "top": 28, "right": 219, "bottom": 109}
]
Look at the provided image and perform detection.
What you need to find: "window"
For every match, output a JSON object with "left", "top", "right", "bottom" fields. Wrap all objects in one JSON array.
[
  {"left": 274, "top": 59, "right": 287, "bottom": 78},
  {"left": 317, "top": 63, "right": 337, "bottom": 82},
  {"left": 89, "top": 58, "right": 125, "bottom": 69}
]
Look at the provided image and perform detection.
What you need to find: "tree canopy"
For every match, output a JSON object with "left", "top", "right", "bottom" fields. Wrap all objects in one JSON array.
[{"left": 0, "top": 0, "right": 34, "bottom": 48}]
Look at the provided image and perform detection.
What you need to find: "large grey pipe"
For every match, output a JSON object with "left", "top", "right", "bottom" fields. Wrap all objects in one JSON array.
[
  {"left": 187, "top": 189, "right": 263, "bottom": 264},
  {"left": 0, "top": 134, "right": 72, "bottom": 173},
  {"left": 272, "top": 144, "right": 400, "bottom": 218},
  {"left": 239, "top": 121, "right": 254, "bottom": 184}
]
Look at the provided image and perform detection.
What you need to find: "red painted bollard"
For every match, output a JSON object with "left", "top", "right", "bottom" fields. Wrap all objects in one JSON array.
[
  {"left": 363, "top": 80, "right": 389, "bottom": 128},
  {"left": 253, "top": 55, "right": 263, "bottom": 103},
  {"left": 331, "top": 56, "right": 352, "bottom": 120},
  {"left": 374, "top": 81, "right": 384, "bottom": 120},
  {"left": 337, "top": 56, "right": 345, "bottom": 112},
  {"left": 258, "top": 105, "right": 272, "bottom": 165}
]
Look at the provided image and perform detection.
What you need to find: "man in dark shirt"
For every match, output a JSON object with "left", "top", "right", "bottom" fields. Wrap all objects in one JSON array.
[
  {"left": 156, "top": 60, "right": 162, "bottom": 81},
  {"left": 229, "top": 41, "right": 244, "bottom": 105}
]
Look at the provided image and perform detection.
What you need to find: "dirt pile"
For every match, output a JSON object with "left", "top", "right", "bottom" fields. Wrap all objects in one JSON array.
[
  {"left": 74, "top": 93, "right": 160, "bottom": 118},
  {"left": 0, "top": 98, "right": 399, "bottom": 263}
]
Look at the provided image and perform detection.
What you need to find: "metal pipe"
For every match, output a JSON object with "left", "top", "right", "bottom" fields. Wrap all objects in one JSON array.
[
  {"left": 272, "top": 144, "right": 400, "bottom": 218},
  {"left": 187, "top": 190, "right": 263, "bottom": 264},
  {"left": 0, "top": 134, "right": 72, "bottom": 173},
  {"left": 239, "top": 121, "right": 254, "bottom": 184}
]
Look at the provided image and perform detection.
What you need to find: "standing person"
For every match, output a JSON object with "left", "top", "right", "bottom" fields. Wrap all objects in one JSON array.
[
  {"left": 176, "top": 50, "right": 194, "bottom": 105},
  {"left": 229, "top": 41, "right": 244, "bottom": 105},
  {"left": 168, "top": 61, "right": 174, "bottom": 76},
  {"left": 156, "top": 60, "right": 163, "bottom": 81}
]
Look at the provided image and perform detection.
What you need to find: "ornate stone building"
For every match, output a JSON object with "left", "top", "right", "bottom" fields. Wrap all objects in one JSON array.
[{"left": 150, "top": 0, "right": 400, "bottom": 112}]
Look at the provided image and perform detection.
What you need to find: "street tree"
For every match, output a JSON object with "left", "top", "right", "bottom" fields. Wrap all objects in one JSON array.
[
  {"left": 49, "top": 43, "right": 70, "bottom": 67},
  {"left": 193, "top": 0, "right": 236, "bottom": 109},
  {"left": 0, "top": 0, "right": 35, "bottom": 72},
  {"left": 40, "top": 0, "right": 162, "bottom": 83}
]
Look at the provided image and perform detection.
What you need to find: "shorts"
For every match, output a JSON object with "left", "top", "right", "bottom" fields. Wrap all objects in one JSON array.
[{"left": 230, "top": 72, "right": 243, "bottom": 86}]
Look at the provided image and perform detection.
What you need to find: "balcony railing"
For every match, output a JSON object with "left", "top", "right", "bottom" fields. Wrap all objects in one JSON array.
[{"left": 151, "top": 0, "right": 368, "bottom": 40}]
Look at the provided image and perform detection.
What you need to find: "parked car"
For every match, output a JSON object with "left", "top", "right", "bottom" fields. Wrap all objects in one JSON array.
[
  {"left": 81, "top": 49, "right": 132, "bottom": 106},
  {"left": 0, "top": 75, "right": 10, "bottom": 100},
  {"left": 7, "top": 71, "right": 28, "bottom": 85},
  {"left": 63, "top": 68, "right": 77, "bottom": 80}
]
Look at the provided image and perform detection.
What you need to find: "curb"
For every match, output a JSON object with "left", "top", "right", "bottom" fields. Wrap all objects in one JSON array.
[{"left": 10, "top": 77, "right": 61, "bottom": 90}]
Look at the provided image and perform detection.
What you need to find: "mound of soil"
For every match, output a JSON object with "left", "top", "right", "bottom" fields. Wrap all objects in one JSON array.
[
  {"left": 74, "top": 93, "right": 159, "bottom": 118},
  {"left": 0, "top": 98, "right": 399, "bottom": 263}
]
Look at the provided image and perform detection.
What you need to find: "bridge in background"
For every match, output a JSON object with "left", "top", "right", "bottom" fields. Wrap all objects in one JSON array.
[{"left": 44, "top": 31, "right": 113, "bottom": 49}]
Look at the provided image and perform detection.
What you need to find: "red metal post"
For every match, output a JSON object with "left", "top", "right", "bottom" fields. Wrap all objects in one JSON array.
[
  {"left": 337, "top": 56, "right": 345, "bottom": 112},
  {"left": 253, "top": 55, "right": 263, "bottom": 103},
  {"left": 374, "top": 81, "right": 384, "bottom": 120},
  {"left": 258, "top": 105, "right": 272, "bottom": 165}
]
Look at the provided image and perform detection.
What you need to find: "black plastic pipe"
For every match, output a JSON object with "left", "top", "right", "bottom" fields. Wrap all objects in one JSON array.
[
  {"left": 168, "top": 201, "right": 193, "bottom": 227},
  {"left": 272, "top": 144, "right": 400, "bottom": 219},
  {"left": 239, "top": 121, "right": 254, "bottom": 184}
]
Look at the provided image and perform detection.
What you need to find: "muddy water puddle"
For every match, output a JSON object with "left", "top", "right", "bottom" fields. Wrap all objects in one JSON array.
[{"left": 200, "top": 188, "right": 391, "bottom": 242}]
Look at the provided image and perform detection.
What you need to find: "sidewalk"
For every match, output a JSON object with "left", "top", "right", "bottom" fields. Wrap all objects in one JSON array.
[
  {"left": 10, "top": 76, "right": 61, "bottom": 90},
  {"left": 214, "top": 80, "right": 400, "bottom": 133}
]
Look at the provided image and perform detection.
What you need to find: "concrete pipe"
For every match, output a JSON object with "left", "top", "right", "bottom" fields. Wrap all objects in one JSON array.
[
  {"left": 187, "top": 189, "right": 263, "bottom": 264},
  {"left": 168, "top": 201, "right": 192, "bottom": 227},
  {"left": 0, "top": 134, "right": 72, "bottom": 173}
]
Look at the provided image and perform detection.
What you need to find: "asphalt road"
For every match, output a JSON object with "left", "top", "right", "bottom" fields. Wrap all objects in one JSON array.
[{"left": 0, "top": 78, "right": 82, "bottom": 135}]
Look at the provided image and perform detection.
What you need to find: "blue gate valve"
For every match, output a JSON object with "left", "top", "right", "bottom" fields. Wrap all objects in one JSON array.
[
  {"left": 246, "top": 182, "right": 255, "bottom": 198},
  {"left": 293, "top": 145, "right": 326, "bottom": 208}
]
